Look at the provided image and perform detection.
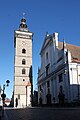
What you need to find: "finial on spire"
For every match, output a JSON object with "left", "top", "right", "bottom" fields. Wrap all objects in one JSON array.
[{"left": 23, "top": 12, "right": 26, "bottom": 18}]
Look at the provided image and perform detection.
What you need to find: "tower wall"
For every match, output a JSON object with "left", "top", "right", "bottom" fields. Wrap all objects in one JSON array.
[{"left": 14, "top": 18, "right": 33, "bottom": 108}]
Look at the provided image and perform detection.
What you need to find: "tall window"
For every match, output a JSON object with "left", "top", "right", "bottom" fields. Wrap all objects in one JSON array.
[
  {"left": 22, "top": 59, "right": 26, "bottom": 65},
  {"left": 40, "top": 85, "right": 42, "bottom": 91},
  {"left": 47, "top": 81, "right": 50, "bottom": 88},
  {"left": 22, "top": 69, "right": 26, "bottom": 74},
  {"left": 46, "top": 64, "right": 50, "bottom": 76},
  {"left": 22, "top": 49, "right": 26, "bottom": 54},
  {"left": 60, "top": 85, "right": 63, "bottom": 93},
  {"left": 58, "top": 73, "right": 63, "bottom": 82},
  {"left": 46, "top": 52, "right": 48, "bottom": 60}
]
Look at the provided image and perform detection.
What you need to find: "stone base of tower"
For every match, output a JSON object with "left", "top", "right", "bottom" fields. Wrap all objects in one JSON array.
[
  {"left": 14, "top": 95, "right": 25, "bottom": 108},
  {"left": 14, "top": 95, "right": 31, "bottom": 108},
  {"left": 14, "top": 85, "right": 31, "bottom": 108}
]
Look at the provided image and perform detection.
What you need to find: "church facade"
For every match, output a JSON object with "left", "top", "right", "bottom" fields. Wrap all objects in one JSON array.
[
  {"left": 14, "top": 17, "right": 33, "bottom": 108},
  {"left": 38, "top": 32, "right": 80, "bottom": 105}
]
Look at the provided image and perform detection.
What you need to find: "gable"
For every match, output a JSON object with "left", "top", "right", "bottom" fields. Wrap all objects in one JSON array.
[{"left": 40, "top": 35, "right": 52, "bottom": 54}]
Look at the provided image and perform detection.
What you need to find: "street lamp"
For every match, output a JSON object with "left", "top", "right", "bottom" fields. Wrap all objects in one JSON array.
[
  {"left": 1, "top": 80, "right": 10, "bottom": 117},
  {"left": 6, "top": 80, "right": 10, "bottom": 87}
]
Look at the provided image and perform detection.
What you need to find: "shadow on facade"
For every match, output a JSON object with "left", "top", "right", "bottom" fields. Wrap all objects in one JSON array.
[{"left": 38, "top": 84, "right": 80, "bottom": 107}]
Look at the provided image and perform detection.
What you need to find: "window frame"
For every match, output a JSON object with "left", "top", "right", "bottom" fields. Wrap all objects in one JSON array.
[
  {"left": 22, "top": 59, "right": 26, "bottom": 65},
  {"left": 22, "top": 68, "right": 26, "bottom": 74}
]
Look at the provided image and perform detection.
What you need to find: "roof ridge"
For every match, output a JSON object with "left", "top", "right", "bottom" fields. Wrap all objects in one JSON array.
[{"left": 59, "top": 41, "right": 80, "bottom": 48}]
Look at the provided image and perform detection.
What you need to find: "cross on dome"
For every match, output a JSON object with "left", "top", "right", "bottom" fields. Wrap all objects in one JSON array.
[{"left": 23, "top": 12, "right": 26, "bottom": 18}]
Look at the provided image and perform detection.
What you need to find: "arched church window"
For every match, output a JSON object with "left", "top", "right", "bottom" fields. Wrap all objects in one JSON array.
[
  {"left": 22, "top": 69, "right": 26, "bottom": 74},
  {"left": 22, "top": 59, "right": 26, "bottom": 65},
  {"left": 58, "top": 73, "right": 63, "bottom": 82},
  {"left": 46, "top": 52, "right": 48, "bottom": 60},
  {"left": 22, "top": 49, "right": 26, "bottom": 54}
]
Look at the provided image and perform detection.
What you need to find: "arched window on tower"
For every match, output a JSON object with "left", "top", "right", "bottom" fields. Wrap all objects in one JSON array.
[
  {"left": 22, "top": 69, "right": 26, "bottom": 74},
  {"left": 22, "top": 59, "right": 26, "bottom": 65},
  {"left": 22, "top": 49, "right": 26, "bottom": 54}
]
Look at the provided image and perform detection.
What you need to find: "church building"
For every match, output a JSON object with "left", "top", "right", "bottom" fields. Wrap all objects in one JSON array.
[
  {"left": 38, "top": 32, "right": 80, "bottom": 105},
  {"left": 14, "top": 17, "right": 33, "bottom": 108}
]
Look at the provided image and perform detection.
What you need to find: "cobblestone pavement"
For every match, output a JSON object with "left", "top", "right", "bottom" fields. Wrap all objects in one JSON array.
[{"left": 2, "top": 107, "right": 80, "bottom": 120}]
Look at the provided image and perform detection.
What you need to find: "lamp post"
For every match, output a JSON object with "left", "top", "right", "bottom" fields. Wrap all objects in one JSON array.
[{"left": 1, "top": 80, "right": 10, "bottom": 117}]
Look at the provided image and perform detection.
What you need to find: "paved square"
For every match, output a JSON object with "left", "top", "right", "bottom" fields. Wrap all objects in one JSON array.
[{"left": 2, "top": 107, "right": 80, "bottom": 120}]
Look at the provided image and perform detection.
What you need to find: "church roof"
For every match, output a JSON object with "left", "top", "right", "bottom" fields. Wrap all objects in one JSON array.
[
  {"left": 40, "top": 33, "right": 80, "bottom": 63},
  {"left": 27, "top": 81, "right": 31, "bottom": 86},
  {"left": 58, "top": 42, "right": 80, "bottom": 63}
]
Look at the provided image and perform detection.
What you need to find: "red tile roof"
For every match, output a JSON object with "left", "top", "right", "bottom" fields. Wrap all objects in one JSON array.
[
  {"left": 58, "top": 42, "right": 80, "bottom": 63},
  {"left": 27, "top": 81, "right": 31, "bottom": 86},
  {"left": 5, "top": 98, "right": 11, "bottom": 102}
]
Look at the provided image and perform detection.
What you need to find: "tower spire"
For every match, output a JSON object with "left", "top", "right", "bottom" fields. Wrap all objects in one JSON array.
[{"left": 19, "top": 13, "right": 28, "bottom": 31}]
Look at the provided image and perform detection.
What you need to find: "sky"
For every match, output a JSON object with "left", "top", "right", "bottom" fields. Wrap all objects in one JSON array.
[{"left": 0, "top": 0, "right": 80, "bottom": 98}]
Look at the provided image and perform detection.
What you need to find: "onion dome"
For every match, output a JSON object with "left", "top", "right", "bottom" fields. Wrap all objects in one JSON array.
[{"left": 19, "top": 17, "right": 28, "bottom": 31}]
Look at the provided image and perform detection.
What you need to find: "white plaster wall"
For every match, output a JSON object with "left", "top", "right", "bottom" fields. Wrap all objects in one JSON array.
[
  {"left": 20, "top": 95, "right": 26, "bottom": 107},
  {"left": 14, "top": 77, "right": 29, "bottom": 85},
  {"left": 14, "top": 95, "right": 26, "bottom": 108},
  {"left": 15, "top": 38, "right": 32, "bottom": 57},
  {"left": 69, "top": 63, "right": 78, "bottom": 85},
  {"left": 69, "top": 63, "right": 79, "bottom": 101},
  {"left": 14, "top": 86, "right": 26, "bottom": 94},
  {"left": 27, "top": 86, "right": 31, "bottom": 106},
  {"left": 15, "top": 67, "right": 30, "bottom": 77}
]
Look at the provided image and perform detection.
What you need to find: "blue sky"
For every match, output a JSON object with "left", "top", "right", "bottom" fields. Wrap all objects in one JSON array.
[{"left": 0, "top": 0, "right": 80, "bottom": 98}]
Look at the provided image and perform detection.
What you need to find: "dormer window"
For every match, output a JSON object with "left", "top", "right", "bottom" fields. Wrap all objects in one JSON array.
[{"left": 22, "top": 49, "right": 26, "bottom": 54}]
